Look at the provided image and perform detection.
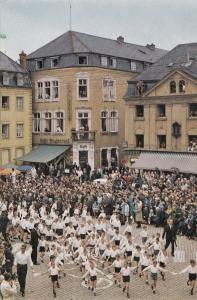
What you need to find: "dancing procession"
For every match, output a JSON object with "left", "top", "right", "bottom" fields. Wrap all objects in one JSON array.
[
  {"left": 1, "top": 1, "right": 197, "bottom": 299},
  {"left": 0, "top": 165, "right": 196, "bottom": 299}
]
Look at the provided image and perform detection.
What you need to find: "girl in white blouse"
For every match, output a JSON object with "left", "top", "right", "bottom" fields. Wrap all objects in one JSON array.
[
  {"left": 177, "top": 259, "right": 197, "bottom": 295},
  {"left": 83, "top": 260, "right": 97, "bottom": 296},
  {"left": 142, "top": 260, "right": 167, "bottom": 294}
]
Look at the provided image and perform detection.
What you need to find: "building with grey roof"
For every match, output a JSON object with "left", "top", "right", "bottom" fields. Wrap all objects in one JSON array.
[
  {"left": 0, "top": 51, "right": 32, "bottom": 166},
  {"left": 24, "top": 30, "right": 167, "bottom": 169},
  {"left": 123, "top": 43, "right": 197, "bottom": 173}
]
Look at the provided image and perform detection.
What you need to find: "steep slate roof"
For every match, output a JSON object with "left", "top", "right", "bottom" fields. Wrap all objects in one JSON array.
[
  {"left": 0, "top": 51, "right": 27, "bottom": 73},
  {"left": 27, "top": 30, "right": 167, "bottom": 63},
  {"left": 131, "top": 43, "right": 197, "bottom": 82}
]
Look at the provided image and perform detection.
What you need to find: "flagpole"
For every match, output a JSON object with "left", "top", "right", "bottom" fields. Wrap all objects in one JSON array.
[{"left": 69, "top": 0, "right": 72, "bottom": 31}]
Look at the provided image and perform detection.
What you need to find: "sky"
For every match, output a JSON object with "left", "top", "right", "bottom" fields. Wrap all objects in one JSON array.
[{"left": 0, "top": 0, "right": 197, "bottom": 61}]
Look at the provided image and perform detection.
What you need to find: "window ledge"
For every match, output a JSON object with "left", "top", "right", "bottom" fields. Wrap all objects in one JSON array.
[
  {"left": 134, "top": 117, "right": 145, "bottom": 121},
  {"left": 102, "top": 100, "right": 116, "bottom": 102},
  {"left": 156, "top": 117, "right": 167, "bottom": 121},
  {"left": 188, "top": 117, "right": 197, "bottom": 120}
]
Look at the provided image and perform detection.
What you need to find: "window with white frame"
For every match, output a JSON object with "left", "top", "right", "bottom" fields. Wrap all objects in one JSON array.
[
  {"left": 44, "top": 81, "right": 51, "bottom": 99},
  {"left": 131, "top": 61, "right": 137, "bottom": 71},
  {"left": 77, "top": 111, "right": 90, "bottom": 130},
  {"left": 109, "top": 58, "right": 117, "bottom": 68},
  {"left": 110, "top": 110, "right": 118, "bottom": 132},
  {"left": 102, "top": 79, "right": 116, "bottom": 101},
  {"left": 16, "top": 124, "right": 24, "bottom": 138},
  {"left": 33, "top": 113, "right": 41, "bottom": 133},
  {"left": 101, "top": 56, "right": 108, "bottom": 67},
  {"left": 16, "top": 97, "right": 24, "bottom": 111},
  {"left": 36, "top": 79, "right": 59, "bottom": 101},
  {"left": 37, "top": 82, "right": 43, "bottom": 100},
  {"left": 101, "top": 111, "right": 109, "bottom": 132},
  {"left": 101, "top": 110, "right": 118, "bottom": 133},
  {"left": 78, "top": 78, "right": 88, "bottom": 100},
  {"left": 55, "top": 111, "right": 64, "bottom": 133},
  {"left": 43, "top": 112, "right": 52, "bottom": 133},
  {"left": 52, "top": 80, "right": 59, "bottom": 99}
]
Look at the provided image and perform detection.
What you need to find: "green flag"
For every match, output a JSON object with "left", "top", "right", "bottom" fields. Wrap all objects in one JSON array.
[{"left": 0, "top": 33, "right": 6, "bottom": 39}]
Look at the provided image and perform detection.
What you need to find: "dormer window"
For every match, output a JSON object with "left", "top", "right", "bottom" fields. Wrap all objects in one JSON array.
[
  {"left": 109, "top": 58, "right": 117, "bottom": 68},
  {"left": 36, "top": 59, "right": 44, "bottom": 70},
  {"left": 51, "top": 57, "right": 59, "bottom": 68},
  {"left": 78, "top": 56, "right": 88, "bottom": 65},
  {"left": 3, "top": 72, "right": 9, "bottom": 85},
  {"left": 17, "top": 74, "right": 23, "bottom": 86},
  {"left": 131, "top": 61, "right": 137, "bottom": 71},
  {"left": 101, "top": 56, "right": 108, "bottom": 67}
]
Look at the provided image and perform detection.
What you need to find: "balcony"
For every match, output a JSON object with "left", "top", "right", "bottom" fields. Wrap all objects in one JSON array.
[{"left": 71, "top": 130, "right": 96, "bottom": 142}]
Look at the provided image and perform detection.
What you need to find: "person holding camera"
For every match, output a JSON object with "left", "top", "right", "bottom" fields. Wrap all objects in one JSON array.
[{"left": 0, "top": 273, "right": 17, "bottom": 300}]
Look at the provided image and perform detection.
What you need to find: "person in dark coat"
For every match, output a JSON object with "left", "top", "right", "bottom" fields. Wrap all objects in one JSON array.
[
  {"left": 30, "top": 224, "right": 40, "bottom": 265},
  {"left": 0, "top": 212, "right": 9, "bottom": 241},
  {"left": 162, "top": 219, "right": 177, "bottom": 256}
]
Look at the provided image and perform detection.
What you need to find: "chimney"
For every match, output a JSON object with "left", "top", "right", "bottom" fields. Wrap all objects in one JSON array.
[
  {"left": 146, "top": 43, "right": 155, "bottom": 51},
  {"left": 19, "top": 51, "right": 27, "bottom": 69},
  {"left": 117, "top": 36, "right": 124, "bottom": 43}
]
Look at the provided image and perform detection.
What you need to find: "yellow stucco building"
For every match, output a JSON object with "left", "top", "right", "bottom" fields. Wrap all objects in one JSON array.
[
  {"left": 25, "top": 31, "right": 166, "bottom": 169},
  {"left": 0, "top": 51, "right": 32, "bottom": 165},
  {"left": 124, "top": 43, "right": 197, "bottom": 172}
]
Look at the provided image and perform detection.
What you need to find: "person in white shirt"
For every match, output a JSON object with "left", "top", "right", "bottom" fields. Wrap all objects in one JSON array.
[
  {"left": 176, "top": 259, "right": 197, "bottom": 295},
  {"left": 112, "top": 254, "right": 122, "bottom": 286},
  {"left": 48, "top": 255, "right": 60, "bottom": 298},
  {"left": 0, "top": 273, "right": 17, "bottom": 300},
  {"left": 157, "top": 249, "right": 168, "bottom": 281},
  {"left": 83, "top": 260, "right": 97, "bottom": 296},
  {"left": 142, "top": 260, "right": 167, "bottom": 294},
  {"left": 14, "top": 244, "right": 34, "bottom": 297},
  {"left": 121, "top": 260, "right": 137, "bottom": 298}
]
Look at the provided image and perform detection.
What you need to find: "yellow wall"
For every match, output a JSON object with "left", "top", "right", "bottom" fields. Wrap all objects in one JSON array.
[
  {"left": 0, "top": 87, "right": 32, "bottom": 165},
  {"left": 125, "top": 71, "right": 197, "bottom": 152},
  {"left": 31, "top": 67, "right": 135, "bottom": 167}
]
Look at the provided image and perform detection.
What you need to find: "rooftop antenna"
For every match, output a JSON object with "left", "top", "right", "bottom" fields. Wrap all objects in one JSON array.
[{"left": 69, "top": 0, "right": 72, "bottom": 31}]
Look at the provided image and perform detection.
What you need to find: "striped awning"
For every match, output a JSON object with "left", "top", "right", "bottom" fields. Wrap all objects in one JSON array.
[
  {"left": 17, "top": 145, "right": 70, "bottom": 163},
  {"left": 132, "top": 152, "right": 197, "bottom": 174}
]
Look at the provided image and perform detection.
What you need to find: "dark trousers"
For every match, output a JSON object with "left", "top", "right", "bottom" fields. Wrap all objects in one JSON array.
[
  {"left": 31, "top": 244, "right": 38, "bottom": 264},
  {"left": 17, "top": 264, "right": 27, "bottom": 293},
  {"left": 165, "top": 239, "right": 175, "bottom": 255}
]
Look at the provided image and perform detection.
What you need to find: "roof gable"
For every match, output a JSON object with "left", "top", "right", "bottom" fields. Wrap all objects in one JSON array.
[
  {"left": 0, "top": 51, "right": 27, "bottom": 73},
  {"left": 145, "top": 69, "right": 197, "bottom": 96}
]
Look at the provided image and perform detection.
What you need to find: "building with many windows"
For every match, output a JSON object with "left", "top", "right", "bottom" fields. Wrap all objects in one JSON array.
[
  {"left": 25, "top": 31, "right": 166, "bottom": 169},
  {"left": 0, "top": 51, "right": 32, "bottom": 165},
  {"left": 124, "top": 43, "right": 197, "bottom": 170}
]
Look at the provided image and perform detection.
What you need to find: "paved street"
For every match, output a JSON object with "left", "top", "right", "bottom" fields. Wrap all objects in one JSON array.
[{"left": 14, "top": 225, "right": 197, "bottom": 300}]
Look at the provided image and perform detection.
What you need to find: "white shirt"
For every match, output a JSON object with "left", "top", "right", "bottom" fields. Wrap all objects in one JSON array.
[
  {"left": 14, "top": 250, "right": 33, "bottom": 267},
  {"left": 180, "top": 265, "right": 197, "bottom": 274}
]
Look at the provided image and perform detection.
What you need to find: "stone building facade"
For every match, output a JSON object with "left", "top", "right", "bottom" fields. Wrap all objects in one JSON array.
[
  {"left": 0, "top": 51, "right": 32, "bottom": 165},
  {"left": 26, "top": 31, "right": 166, "bottom": 169},
  {"left": 124, "top": 43, "right": 197, "bottom": 164}
]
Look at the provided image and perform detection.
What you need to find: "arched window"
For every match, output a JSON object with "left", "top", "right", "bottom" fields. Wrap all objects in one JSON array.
[
  {"left": 170, "top": 81, "right": 176, "bottom": 94},
  {"left": 179, "top": 80, "right": 185, "bottom": 93}
]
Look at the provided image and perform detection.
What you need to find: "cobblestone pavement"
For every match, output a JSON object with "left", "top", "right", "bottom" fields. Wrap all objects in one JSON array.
[{"left": 15, "top": 225, "right": 197, "bottom": 300}]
